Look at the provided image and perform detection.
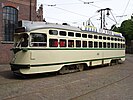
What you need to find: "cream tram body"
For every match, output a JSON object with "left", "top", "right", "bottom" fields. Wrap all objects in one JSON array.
[{"left": 10, "top": 21, "right": 125, "bottom": 75}]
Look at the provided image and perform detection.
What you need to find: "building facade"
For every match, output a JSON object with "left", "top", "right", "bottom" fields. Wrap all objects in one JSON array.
[{"left": 0, "top": 0, "right": 43, "bottom": 64}]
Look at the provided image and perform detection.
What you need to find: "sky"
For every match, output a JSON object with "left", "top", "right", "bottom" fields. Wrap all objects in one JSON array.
[{"left": 37, "top": 0, "right": 133, "bottom": 29}]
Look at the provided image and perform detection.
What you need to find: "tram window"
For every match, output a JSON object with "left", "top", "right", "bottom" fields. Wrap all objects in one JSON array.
[
  {"left": 88, "top": 41, "right": 93, "bottom": 48},
  {"left": 103, "top": 37, "right": 106, "bottom": 40},
  {"left": 123, "top": 44, "right": 125, "bottom": 48},
  {"left": 76, "top": 33, "right": 81, "bottom": 37},
  {"left": 111, "top": 37, "right": 114, "bottom": 41},
  {"left": 49, "top": 39, "right": 58, "bottom": 47},
  {"left": 88, "top": 34, "right": 93, "bottom": 38},
  {"left": 99, "top": 42, "right": 102, "bottom": 48},
  {"left": 59, "top": 39, "right": 66, "bottom": 47},
  {"left": 115, "top": 38, "right": 117, "bottom": 41},
  {"left": 107, "top": 43, "right": 110, "bottom": 48},
  {"left": 118, "top": 43, "right": 120, "bottom": 48},
  {"left": 115, "top": 43, "right": 117, "bottom": 48},
  {"left": 111, "top": 43, "right": 114, "bottom": 48},
  {"left": 76, "top": 40, "right": 81, "bottom": 47},
  {"left": 68, "top": 32, "right": 74, "bottom": 37},
  {"left": 103, "top": 42, "right": 106, "bottom": 48},
  {"left": 107, "top": 37, "right": 110, "bottom": 40},
  {"left": 30, "top": 33, "right": 47, "bottom": 47},
  {"left": 83, "top": 41, "right": 87, "bottom": 47},
  {"left": 94, "top": 42, "right": 98, "bottom": 48},
  {"left": 49, "top": 30, "right": 58, "bottom": 35},
  {"left": 99, "top": 36, "right": 102, "bottom": 39},
  {"left": 121, "top": 44, "right": 123, "bottom": 48},
  {"left": 94, "top": 35, "right": 98, "bottom": 39},
  {"left": 68, "top": 40, "right": 74, "bottom": 47},
  {"left": 20, "top": 33, "right": 29, "bottom": 47},
  {"left": 82, "top": 34, "right": 87, "bottom": 38},
  {"left": 59, "top": 31, "right": 66, "bottom": 36}
]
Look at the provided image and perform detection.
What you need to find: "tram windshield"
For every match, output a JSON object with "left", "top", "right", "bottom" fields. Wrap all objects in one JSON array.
[{"left": 14, "top": 33, "right": 29, "bottom": 47}]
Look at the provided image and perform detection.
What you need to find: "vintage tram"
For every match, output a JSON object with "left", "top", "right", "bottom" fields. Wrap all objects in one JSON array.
[{"left": 10, "top": 20, "right": 125, "bottom": 75}]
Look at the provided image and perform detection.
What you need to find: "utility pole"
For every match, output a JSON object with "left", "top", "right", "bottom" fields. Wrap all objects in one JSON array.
[{"left": 97, "top": 8, "right": 111, "bottom": 29}]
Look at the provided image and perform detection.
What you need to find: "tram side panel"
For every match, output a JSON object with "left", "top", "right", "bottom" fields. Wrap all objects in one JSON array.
[
  {"left": 102, "top": 49, "right": 125, "bottom": 63},
  {"left": 27, "top": 49, "right": 103, "bottom": 73}
]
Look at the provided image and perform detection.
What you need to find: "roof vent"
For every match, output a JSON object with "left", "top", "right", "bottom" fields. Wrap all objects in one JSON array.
[{"left": 62, "top": 23, "right": 70, "bottom": 26}]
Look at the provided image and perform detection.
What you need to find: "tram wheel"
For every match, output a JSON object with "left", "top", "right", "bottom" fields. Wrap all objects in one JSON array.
[{"left": 77, "top": 64, "right": 84, "bottom": 71}]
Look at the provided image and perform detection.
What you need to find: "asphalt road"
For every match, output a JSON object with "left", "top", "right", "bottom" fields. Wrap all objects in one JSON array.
[{"left": 0, "top": 54, "right": 133, "bottom": 100}]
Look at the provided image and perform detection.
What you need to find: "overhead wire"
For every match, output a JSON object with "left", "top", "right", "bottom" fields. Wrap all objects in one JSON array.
[
  {"left": 43, "top": 3, "right": 100, "bottom": 19},
  {"left": 118, "top": 0, "right": 131, "bottom": 24},
  {"left": 38, "top": 1, "right": 101, "bottom": 27}
]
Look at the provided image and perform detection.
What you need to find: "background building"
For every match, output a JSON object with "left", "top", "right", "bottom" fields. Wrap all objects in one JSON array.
[{"left": 0, "top": 0, "right": 43, "bottom": 64}]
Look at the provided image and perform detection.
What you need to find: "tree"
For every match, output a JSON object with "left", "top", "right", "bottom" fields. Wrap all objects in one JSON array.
[
  {"left": 111, "top": 18, "right": 133, "bottom": 46},
  {"left": 119, "top": 19, "right": 133, "bottom": 41}
]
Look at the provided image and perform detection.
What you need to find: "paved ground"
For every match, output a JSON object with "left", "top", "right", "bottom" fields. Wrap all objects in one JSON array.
[{"left": 0, "top": 54, "right": 133, "bottom": 100}]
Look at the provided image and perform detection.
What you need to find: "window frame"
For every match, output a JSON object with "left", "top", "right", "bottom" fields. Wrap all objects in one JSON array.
[
  {"left": 2, "top": 6, "right": 18, "bottom": 42},
  {"left": 30, "top": 33, "right": 47, "bottom": 47}
]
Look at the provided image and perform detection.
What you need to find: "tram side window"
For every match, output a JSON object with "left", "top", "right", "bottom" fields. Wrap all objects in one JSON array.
[
  {"left": 107, "top": 37, "right": 110, "bottom": 40},
  {"left": 121, "top": 44, "right": 123, "bottom": 48},
  {"left": 88, "top": 41, "right": 93, "bottom": 48},
  {"left": 49, "top": 39, "right": 58, "bottom": 47},
  {"left": 76, "top": 40, "right": 81, "bottom": 47},
  {"left": 111, "top": 43, "right": 114, "bottom": 48},
  {"left": 94, "top": 42, "right": 98, "bottom": 48},
  {"left": 60, "top": 39, "right": 66, "bottom": 47},
  {"left": 103, "top": 37, "right": 106, "bottom": 40},
  {"left": 103, "top": 42, "right": 106, "bottom": 48},
  {"left": 111, "top": 37, "right": 114, "bottom": 41},
  {"left": 82, "top": 34, "right": 87, "bottom": 38},
  {"left": 59, "top": 31, "right": 66, "bottom": 36},
  {"left": 83, "top": 41, "right": 87, "bottom": 47},
  {"left": 94, "top": 35, "right": 98, "bottom": 39},
  {"left": 123, "top": 44, "right": 125, "bottom": 48},
  {"left": 99, "top": 42, "right": 102, "bottom": 48},
  {"left": 68, "top": 40, "right": 74, "bottom": 47},
  {"left": 88, "top": 34, "right": 93, "bottom": 38},
  {"left": 99, "top": 36, "right": 102, "bottom": 39},
  {"left": 76, "top": 33, "right": 81, "bottom": 37},
  {"left": 107, "top": 43, "right": 110, "bottom": 48},
  {"left": 68, "top": 32, "right": 74, "bottom": 37},
  {"left": 115, "top": 38, "right": 117, "bottom": 41},
  {"left": 30, "top": 33, "right": 47, "bottom": 47},
  {"left": 118, "top": 43, "right": 120, "bottom": 48},
  {"left": 49, "top": 30, "right": 58, "bottom": 35},
  {"left": 115, "top": 43, "right": 117, "bottom": 48}
]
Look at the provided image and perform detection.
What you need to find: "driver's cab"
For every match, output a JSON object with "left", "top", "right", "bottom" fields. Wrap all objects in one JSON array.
[{"left": 14, "top": 32, "right": 47, "bottom": 48}]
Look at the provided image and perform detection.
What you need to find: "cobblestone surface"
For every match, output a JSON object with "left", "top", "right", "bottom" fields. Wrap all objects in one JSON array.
[{"left": 0, "top": 54, "right": 133, "bottom": 100}]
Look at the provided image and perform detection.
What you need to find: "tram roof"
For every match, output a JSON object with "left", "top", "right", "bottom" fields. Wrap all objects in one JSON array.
[
  {"left": 19, "top": 20, "right": 81, "bottom": 32},
  {"left": 17, "top": 20, "right": 124, "bottom": 38}
]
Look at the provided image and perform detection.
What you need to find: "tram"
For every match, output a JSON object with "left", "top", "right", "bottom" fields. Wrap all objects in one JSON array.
[{"left": 10, "top": 20, "right": 125, "bottom": 75}]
